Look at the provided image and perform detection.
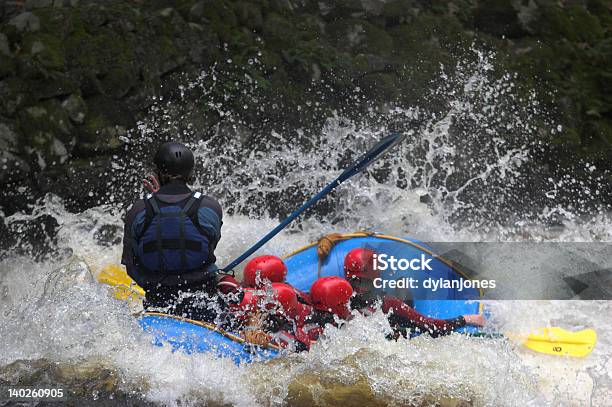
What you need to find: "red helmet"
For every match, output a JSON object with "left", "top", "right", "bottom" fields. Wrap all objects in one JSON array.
[
  {"left": 237, "top": 288, "right": 258, "bottom": 312},
  {"left": 266, "top": 283, "right": 300, "bottom": 317},
  {"left": 217, "top": 275, "right": 240, "bottom": 294},
  {"left": 310, "top": 276, "right": 353, "bottom": 319},
  {"left": 243, "top": 255, "right": 288, "bottom": 287},
  {"left": 344, "top": 248, "right": 378, "bottom": 281}
]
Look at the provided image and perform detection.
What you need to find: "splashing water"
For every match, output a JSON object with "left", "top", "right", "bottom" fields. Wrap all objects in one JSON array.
[{"left": 1, "top": 48, "right": 611, "bottom": 406}]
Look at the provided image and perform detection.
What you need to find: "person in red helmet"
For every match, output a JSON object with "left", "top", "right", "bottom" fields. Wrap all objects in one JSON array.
[
  {"left": 242, "top": 255, "right": 288, "bottom": 287},
  {"left": 302, "top": 276, "right": 354, "bottom": 342},
  {"left": 344, "top": 248, "right": 485, "bottom": 338},
  {"left": 242, "top": 255, "right": 312, "bottom": 304},
  {"left": 263, "top": 283, "right": 312, "bottom": 351},
  {"left": 233, "top": 282, "right": 311, "bottom": 351}
]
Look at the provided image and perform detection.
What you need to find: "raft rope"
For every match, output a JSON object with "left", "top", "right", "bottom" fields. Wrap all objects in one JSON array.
[
  {"left": 142, "top": 311, "right": 281, "bottom": 350},
  {"left": 316, "top": 233, "right": 344, "bottom": 278},
  {"left": 316, "top": 231, "right": 374, "bottom": 277}
]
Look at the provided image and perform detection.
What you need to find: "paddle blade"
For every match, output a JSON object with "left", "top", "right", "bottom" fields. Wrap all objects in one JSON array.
[
  {"left": 97, "top": 264, "right": 145, "bottom": 301},
  {"left": 338, "top": 132, "right": 405, "bottom": 182},
  {"left": 522, "top": 327, "right": 597, "bottom": 357}
]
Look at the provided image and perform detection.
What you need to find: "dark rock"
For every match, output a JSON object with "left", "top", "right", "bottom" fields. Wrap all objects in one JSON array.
[
  {"left": 35, "top": 157, "right": 116, "bottom": 210},
  {"left": 474, "top": 0, "right": 526, "bottom": 38},
  {"left": 8, "top": 12, "right": 41, "bottom": 33},
  {"left": 0, "top": 77, "right": 32, "bottom": 117},
  {"left": 233, "top": 1, "right": 264, "bottom": 31},
  {"left": 190, "top": 0, "right": 237, "bottom": 30},
  {"left": 18, "top": 99, "right": 74, "bottom": 166},
  {"left": 0, "top": 37, "right": 15, "bottom": 78},
  {"left": 0, "top": 150, "right": 31, "bottom": 184},
  {"left": 263, "top": 12, "right": 298, "bottom": 49},
  {"left": 73, "top": 98, "right": 127, "bottom": 156},
  {"left": 25, "top": 0, "right": 54, "bottom": 10},
  {"left": 0, "top": 121, "right": 19, "bottom": 152},
  {"left": 31, "top": 73, "right": 79, "bottom": 100},
  {"left": 5, "top": 214, "right": 60, "bottom": 259},
  {"left": 122, "top": 81, "right": 159, "bottom": 112},
  {"left": 98, "top": 65, "right": 139, "bottom": 99},
  {"left": 419, "top": 193, "right": 433, "bottom": 204},
  {"left": 328, "top": 18, "right": 393, "bottom": 55},
  {"left": 0, "top": 34, "right": 10, "bottom": 56},
  {"left": 61, "top": 94, "right": 87, "bottom": 124},
  {"left": 94, "top": 224, "right": 122, "bottom": 246},
  {"left": 382, "top": 0, "right": 416, "bottom": 26},
  {"left": 24, "top": 34, "right": 66, "bottom": 70}
]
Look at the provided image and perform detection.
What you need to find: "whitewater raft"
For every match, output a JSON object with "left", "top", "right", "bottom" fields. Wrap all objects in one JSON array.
[{"left": 140, "top": 233, "right": 483, "bottom": 364}]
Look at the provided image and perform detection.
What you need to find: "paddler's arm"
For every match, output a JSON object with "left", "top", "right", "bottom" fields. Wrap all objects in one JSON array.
[
  {"left": 195, "top": 195, "right": 223, "bottom": 267},
  {"left": 120, "top": 200, "right": 145, "bottom": 283},
  {"left": 382, "top": 296, "right": 480, "bottom": 337}
]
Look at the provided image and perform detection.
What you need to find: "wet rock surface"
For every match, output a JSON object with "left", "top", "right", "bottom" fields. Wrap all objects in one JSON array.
[{"left": 0, "top": 0, "right": 610, "bottom": 216}]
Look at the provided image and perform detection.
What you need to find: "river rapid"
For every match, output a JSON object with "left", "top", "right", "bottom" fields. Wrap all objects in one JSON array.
[{"left": 0, "top": 50, "right": 611, "bottom": 406}]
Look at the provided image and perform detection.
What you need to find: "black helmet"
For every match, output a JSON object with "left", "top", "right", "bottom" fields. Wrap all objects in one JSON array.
[{"left": 153, "top": 142, "right": 195, "bottom": 178}]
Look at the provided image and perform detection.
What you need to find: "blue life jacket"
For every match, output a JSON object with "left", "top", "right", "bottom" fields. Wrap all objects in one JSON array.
[{"left": 134, "top": 192, "right": 211, "bottom": 274}]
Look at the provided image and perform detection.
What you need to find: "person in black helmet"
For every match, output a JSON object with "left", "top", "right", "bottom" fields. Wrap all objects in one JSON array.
[{"left": 121, "top": 142, "right": 236, "bottom": 322}]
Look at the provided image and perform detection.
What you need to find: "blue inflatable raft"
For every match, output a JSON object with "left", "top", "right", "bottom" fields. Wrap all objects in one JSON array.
[{"left": 140, "top": 233, "right": 483, "bottom": 364}]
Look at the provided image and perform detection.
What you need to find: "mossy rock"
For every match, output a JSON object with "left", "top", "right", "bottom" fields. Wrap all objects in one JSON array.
[
  {"left": 73, "top": 104, "right": 126, "bottom": 156},
  {"left": 61, "top": 93, "right": 88, "bottom": 124},
  {"left": 74, "top": 115, "right": 126, "bottom": 156},
  {"left": 382, "top": 0, "right": 418, "bottom": 25},
  {"left": 0, "top": 77, "right": 33, "bottom": 117},
  {"left": 0, "top": 120, "right": 20, "bottom": 152},
  {"left": 21, "top": 33, "right": 66, "bottom": 70},
  {"left": 18, "top": 99, "right": 73, "bottom": 143},
  {"left": 17, "top": 100, "right": 74, "bottom": 166},
  {"left": 6, "top": 11, "right": 41, "bottom": 34},
  {"left": 76, "top": 112, "right": 112, "bottom": 143},
  {"left": 533, "top": 3, "right": 604, "bottom": 44},
  {"left": 473, "top": 0, "right": 525, "bottom": 38},
  {"left": 357, "top": 72, "right": 400, "bottom": 101},
  {"left": 98, "top": 64, "right": 140, "bottom": 99},
  {"left": 0, "top": 33, "right": 15, "bottom": 78},
  {"left": 30, "top": 72, "right": 79, "bottom": 101},
  {"left": 0, "top": 54, "right": 16, "bottom": 79},
  {"left": 327, "top": 18, "right": 393, "bottom": 55},
  {"left": 262, "top": 12, "right": 298, "bottom": 50},
  {"left": 190, "top": 0, "right": 238, "bottom": 42},
  {"left": 233, "top": 1, "right": 263, "bottom": 31}
]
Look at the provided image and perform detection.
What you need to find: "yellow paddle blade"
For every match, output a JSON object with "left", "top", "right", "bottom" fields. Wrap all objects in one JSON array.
[
  {"left": 520, "top": 327, "right": 597, "bottom": 358},
  {"left": 97, "top": 264, "right": 145, "bottom": 301}
]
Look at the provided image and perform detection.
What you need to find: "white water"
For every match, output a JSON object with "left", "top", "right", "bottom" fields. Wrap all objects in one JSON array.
[{"left": 1, "top": 49, "right": 611, "bottom": 406}]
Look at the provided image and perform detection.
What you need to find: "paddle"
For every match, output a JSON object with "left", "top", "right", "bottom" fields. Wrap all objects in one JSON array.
[
  {"left": 96, "top": 263, "right": 145, "bottom": 301},
  {"left": 472, "top": 327, "right": 597, "bottom": 357},
  {"left": 520, "top": 327, "right": 597, "bottom": 357},
  {"left": 221, "top": 132, "right": 405, "bottom": 273}
]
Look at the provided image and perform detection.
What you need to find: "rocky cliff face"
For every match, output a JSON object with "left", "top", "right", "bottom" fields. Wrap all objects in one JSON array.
[{"left": 1, "top": 0, "right": 611, "bottom": 216}]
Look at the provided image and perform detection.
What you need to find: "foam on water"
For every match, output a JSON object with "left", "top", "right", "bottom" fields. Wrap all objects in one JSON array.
[{"left": 1, "top": 48, "right": 611, "bottom": 406}]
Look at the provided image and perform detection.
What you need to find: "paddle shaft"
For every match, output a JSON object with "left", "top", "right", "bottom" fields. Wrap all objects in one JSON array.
[
  {"left": 222, "top": 177, "right": 343, "bottom": 272},
  {"left": 221, "top": 132, "right": 403, "bottom": 272}
]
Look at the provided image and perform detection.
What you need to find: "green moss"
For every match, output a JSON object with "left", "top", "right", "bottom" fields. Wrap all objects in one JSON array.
[
  {"left": 358, "top": 72, "right": 400, "bottom": 101},
  {"left": 22, "top": 33, "right": 65, "bottom": 70},
  {"left": 382, "top": 0, "right": 415, "bottom": 20},
  {"left": 233, "top": 1, "right": 263, "bottom": 31},
  {"left": 262, "top": 12, "right": 298, "bottom": 50}
]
